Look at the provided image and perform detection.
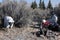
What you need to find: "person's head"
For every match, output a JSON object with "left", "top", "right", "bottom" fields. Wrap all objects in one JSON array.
[
  {"left": 42, "top": 19, "right": 46, "bottom": 23},
  {"left": 50, "top": 10, "right": 55, "bottom": 16}
]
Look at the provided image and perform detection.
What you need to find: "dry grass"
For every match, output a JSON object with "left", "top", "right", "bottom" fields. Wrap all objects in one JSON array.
[{"left": 0, "top": 26, "right": 59, "bottom": 40}]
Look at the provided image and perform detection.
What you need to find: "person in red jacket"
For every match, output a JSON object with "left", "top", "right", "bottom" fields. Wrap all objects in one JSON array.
[{"left": 42, "top": 19, "right": 50, "bottom": 27}]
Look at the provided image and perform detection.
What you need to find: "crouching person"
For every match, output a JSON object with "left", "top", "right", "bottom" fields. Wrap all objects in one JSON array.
[{"left": 4, "top": 16, "right": 14, "bottom": 29}]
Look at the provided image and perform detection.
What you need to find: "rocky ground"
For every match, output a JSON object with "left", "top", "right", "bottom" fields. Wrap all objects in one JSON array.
[{"left": 0, "top": 26, "right": 60, "bottom": 40}]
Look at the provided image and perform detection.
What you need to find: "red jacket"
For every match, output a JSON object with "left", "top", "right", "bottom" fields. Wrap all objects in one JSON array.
[{"left": 43, "top": 20, "right": 50, "bottom": 27}]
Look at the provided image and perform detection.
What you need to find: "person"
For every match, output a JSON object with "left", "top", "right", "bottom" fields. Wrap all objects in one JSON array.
[
  {"left": 4, "top": 16, "right": 14, "bottom": 29},
  {"left": 50, "top": 11, "right": 58, "bottom": 26}
]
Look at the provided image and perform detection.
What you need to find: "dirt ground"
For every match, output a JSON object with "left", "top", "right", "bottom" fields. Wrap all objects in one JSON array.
[{"left": 0, "top": 26, "right": 60, "bottom": 40}]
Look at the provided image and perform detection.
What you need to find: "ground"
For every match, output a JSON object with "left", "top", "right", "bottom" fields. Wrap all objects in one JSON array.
[{"left": 0, "top": 27, "right": 60, "bottom": 40}]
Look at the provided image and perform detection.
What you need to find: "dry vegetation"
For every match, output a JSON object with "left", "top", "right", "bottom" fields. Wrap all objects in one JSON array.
[
  {"left": 0, "top": 0, "right": 50, "bottom": 27},
  {"left": 0, "top": 27, "right": 60, "bottom": 40}
]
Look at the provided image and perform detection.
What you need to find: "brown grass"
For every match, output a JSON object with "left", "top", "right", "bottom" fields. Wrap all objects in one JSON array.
[{"left": 0, "top": 26, "right": 59, "bottom": 40}]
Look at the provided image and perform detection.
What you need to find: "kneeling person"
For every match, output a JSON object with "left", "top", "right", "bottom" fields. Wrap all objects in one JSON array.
[{"left": 4, "top": 16, "right": 14, "bottom": 28}]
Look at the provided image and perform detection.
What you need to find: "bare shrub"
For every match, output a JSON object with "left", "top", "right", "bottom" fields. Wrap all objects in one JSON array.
[{"left": 0, "top": 0, "right": 50, "bottom": 27}]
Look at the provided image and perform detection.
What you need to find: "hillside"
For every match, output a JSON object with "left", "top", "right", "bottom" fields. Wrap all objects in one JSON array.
[{"left": 0, "top": 27, "right": 60, "bottom": 40}]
